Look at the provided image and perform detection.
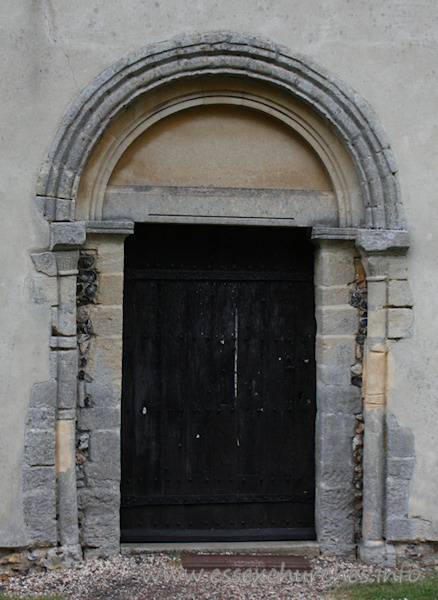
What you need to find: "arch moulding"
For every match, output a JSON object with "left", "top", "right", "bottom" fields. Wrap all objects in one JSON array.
[
  {"left": 37, "top": 32, "right": 404, "bottom": 230},
  {"left": 28, "top": 33, "right": 413, "bottom": 566}
]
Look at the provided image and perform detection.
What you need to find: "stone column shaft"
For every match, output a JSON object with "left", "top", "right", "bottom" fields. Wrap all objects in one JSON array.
[
  {"left": 361, "top": 274, "right": 387, "bottom": 546},
  {"left": 54, "top": 250, "right": 80, "bottom": 549},
  {"left": 56, "top": 419, "right": 79, "bottom": 546}
]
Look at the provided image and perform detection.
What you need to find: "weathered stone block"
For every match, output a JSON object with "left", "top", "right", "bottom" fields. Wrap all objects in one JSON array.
[
  {"left": 387, "top": 457, "right": 415, "bottom": 479},
  {"left": 315, "top": 412, "right": 356, "bottom": 467},
  {"left": 57, "top": 349, "right": 78, "bottom": 409},
  {"left": 94, "top": 238, "right": 126, "bottom": 273},
  {"left": 30, "top": 381, "right": 57, "bottom": 408},
  {"left": 387, "top": 308, "right": 413, "bottom": 338},
  {"left": 315, "top": 306, "right": 358, "bottom": 336},
  {"left": 365, "top": 255, "right": 390, "bottom": 278},
  {"left": 387, "top": 416, "right": 415, "bottom": 459},
  {"left": 78, "top": 484, "right": 120, "bottom": 511},
  {"left": 24, "top": 429, "right": 55, "bottom": 466},
  {"left": 81, "top": 510, "right": 119, "bottom": 548},
  {"left": 36, "top": 196, "right": 74, "bottom": 224},
  {"left": 84, "top": 378, "right": 122, "bottom": 407},
  {"left": 356, "top": 229, "right": 409, "bottom": 253},
  {"left": 31, "top": 252, "right": 58, "bottom": 277},
  {"left": 388, "top": 280, "right": 413, "bottom": 307},
  {"left": 22, "top": 465, "right": 56, "bottom": 490},
  {"left": 386, "top": 476, "right": 409, "bottom": 519},
  {"left": 386, "top": 518, "right": 413, "bottom": 541},
  {"left": 317, "top": 363, "right": 351, "bottom": 386},
  {"left": 314, "top": 247, "right": 356, "bottom": 287},
  {"left": 56, "top": 419, "right": 76, "bottom": 472},
  {"left": 96, "top": 274, "right": 124, "bottom": 305},
  {"left": 23, "top": 470, "right": 57, "bottom": 543},
  {"left": 315, "top": 384, "right": 362, "bottom": 414},
  {"left": 25, "top": 407, "right": 55, "bottom": 431},
  {"left": 315, "top": 335, "right": 356, "bottom": 368},
  {"left": 388, "top": 256, "right": 408, "bottom": 280},
  {"left": 55, "top": 198, "right": 74, "bottom": 221},
  {"left": 84, "top": 458, "right": 121, "bottom": 484},
  {"left": 89, "top": 305, "right": 123, "bottom": 337},
  {"left": 88, "top": 429, "right": 120, "bottom": 463},
  {"left": 315, "top": 458, "right": 354, "bottom": 488},
  {"left": 86, "top": 337, "right": 123, "bottom": 399},
  {"left": 410, "top": 518, "right": 437, "bottom": 540},
  {"left": 36, "top": 195, "right": 56, "bottom": 220},
  {"left": 315, "top": 486, "right": 356, "bottom": 555},
  {"left": 50, "top": 222, "right": 86, "bottom": 250},
  {"left": 81, "top": 507, "right": 120, "bottom": 547},
  {"left": 87, "top": 336, "right": 123, "bottom": 362},
  {"left": 23, "top": 494, "right": 57, "bottom": 544},
  {"left": 371, "top": 206, "right": 386, "bottom": 229},
  {"left": 77, "top": 407, "right": 121, "bottom": 431},
  {"left": 315, "top": 285, "right": 351, "bottom": 306}
]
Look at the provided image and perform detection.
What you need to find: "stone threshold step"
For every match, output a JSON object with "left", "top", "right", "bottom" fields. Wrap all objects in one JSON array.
[{"left": 121, "top": 541, "right": 320, "bottom": 556}]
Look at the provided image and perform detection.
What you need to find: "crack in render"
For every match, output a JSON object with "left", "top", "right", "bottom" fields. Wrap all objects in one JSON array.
[{"left": 42, "top": 0, "right": 79, "bottom": 91}]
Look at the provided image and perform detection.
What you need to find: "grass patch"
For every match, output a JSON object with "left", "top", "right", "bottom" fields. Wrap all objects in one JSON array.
[{"left": 332, "top": 573, "right": 438, "bottom": 600}]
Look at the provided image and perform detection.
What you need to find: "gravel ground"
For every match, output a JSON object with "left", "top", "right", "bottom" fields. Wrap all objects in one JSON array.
[{"left": 0, "top": 553, "right": 427, "bottom": 600}]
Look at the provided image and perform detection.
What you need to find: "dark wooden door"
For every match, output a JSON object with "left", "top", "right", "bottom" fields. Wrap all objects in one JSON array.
[{"left": 121, "top": 224, "right": 316, "bottom": 542}]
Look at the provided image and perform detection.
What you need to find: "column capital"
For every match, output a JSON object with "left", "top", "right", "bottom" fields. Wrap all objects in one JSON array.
[{"left": 54, "top": 250, "right": 80, "bottom": 276}]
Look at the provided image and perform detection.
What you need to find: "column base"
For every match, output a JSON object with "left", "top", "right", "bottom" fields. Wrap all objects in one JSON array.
[{"left": 358, "top": 539, "right": 396, "bottom": 567}]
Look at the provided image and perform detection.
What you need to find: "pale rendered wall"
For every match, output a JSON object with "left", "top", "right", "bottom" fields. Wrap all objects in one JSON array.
[{"left": 0, "top": 0, "right": 436, "bottom": 546}]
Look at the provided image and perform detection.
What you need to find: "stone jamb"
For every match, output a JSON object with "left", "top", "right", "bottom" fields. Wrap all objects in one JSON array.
[
  {"left": 76, "top": 223, "right": 133, "bottom": 557},
  {"left": 356, "top": 229, "right": 413, "bottom": 566},
  {"left": 312, "top": 234, "right": 360, "bottom": 556}
]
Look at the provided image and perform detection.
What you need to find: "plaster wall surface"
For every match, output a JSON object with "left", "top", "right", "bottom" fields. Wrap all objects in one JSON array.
[{"left": 0, "top": 0, "right": 437, "bottom": 546}]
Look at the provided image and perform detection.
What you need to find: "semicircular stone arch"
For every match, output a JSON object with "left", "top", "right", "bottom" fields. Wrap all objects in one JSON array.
[{"left": 37, "top": 32, "right": 405, "bottom": 230}]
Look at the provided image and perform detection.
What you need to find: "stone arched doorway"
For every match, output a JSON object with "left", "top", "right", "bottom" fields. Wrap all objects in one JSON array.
[{"left": 28, "top": 33, "right": 412, "bottom": 564}]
